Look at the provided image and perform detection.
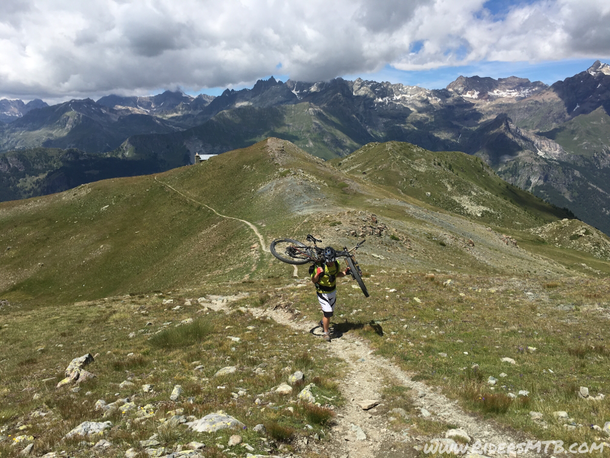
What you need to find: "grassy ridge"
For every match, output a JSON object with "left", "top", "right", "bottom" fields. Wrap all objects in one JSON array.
[
  {"left": 1, "top": 138, "right": 606, "bottom": 309},
  {"left": 0, "top": 173, "right": 256, "bottom": 307},
  {"left": 332, "top": 141, "right": 572, "bottom": 229}
]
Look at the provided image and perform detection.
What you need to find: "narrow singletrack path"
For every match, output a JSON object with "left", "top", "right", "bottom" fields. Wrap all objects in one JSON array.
[
  {"left": 154, "top": 176, "right": 267, "bottom": 252},
  {"left": 202, "top": 290, "right": 540, "bottom": 458}
]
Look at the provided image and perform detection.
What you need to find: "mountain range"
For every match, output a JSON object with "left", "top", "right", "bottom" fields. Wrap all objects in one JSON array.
[{"left": 1, "top": 61, "right": 610, "bottom": 234}]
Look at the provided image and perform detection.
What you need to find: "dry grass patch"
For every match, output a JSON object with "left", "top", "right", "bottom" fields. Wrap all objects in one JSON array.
[
  {"left": 264, "top": 421, "right": 295, "bottom": 442},
  {"left": 301, "top": 404, "right": 336, "bottom": 426}
]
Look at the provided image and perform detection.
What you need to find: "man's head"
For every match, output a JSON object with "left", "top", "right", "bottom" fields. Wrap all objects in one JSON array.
[{"left": 323, "top": 246, "right": 336, "bottom": 264}]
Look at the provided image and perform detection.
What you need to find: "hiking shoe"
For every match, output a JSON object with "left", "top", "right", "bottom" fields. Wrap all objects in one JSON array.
[{"left": 323, "top": 332, "right": 332, "bottom": 342}]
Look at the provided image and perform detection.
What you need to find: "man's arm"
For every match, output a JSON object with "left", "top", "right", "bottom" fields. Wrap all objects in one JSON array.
[{"left": 312, "top": 266, "right": 324, "bottom": 283}]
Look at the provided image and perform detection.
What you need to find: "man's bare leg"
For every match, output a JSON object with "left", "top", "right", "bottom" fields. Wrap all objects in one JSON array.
[{"left": 322, "top": 315, "right": 331, "bottom": 334}]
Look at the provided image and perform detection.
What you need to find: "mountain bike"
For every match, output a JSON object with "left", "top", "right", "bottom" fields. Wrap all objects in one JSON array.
[{"left": 270, "top": 235, "right": 369, "bottom": 297}]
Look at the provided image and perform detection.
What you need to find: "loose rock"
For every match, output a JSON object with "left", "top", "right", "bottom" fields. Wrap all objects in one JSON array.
[
  {"left": 275, "top": 383, "right": 293, "bottom": 395},
  {"left": 445, "top": 428, "right": 471, "bottom": 443},
  {"left": 64, "top": 421, "right": 112, "bottom": 439},
  {"left": 298, "top": 384, "right": 316, "bottom": 404},
  {"left": 357, "top": 400, "right": 380, "bottom": 411},
  {"left": 214, "top": 366, "right": 237, "bottom": 377},
  {"left": 170, "top": 385, "right": 183, "bottom": 401},
  {"left": 228, "top": 435, "right": 242, "bottom": 446},
  {"left": 288, "top": 371, "right": 304, "bottom": 384},
  {"left": 187, "top": 411, "right": 245, "bottom": 433}
]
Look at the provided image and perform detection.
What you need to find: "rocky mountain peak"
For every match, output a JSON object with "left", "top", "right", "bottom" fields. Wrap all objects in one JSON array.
[
  {"left": 587, "top": 60, "right": 610, "bottom": 77},
  {"left": 447, "top": 75, "right": 546, "bottom": 100},
  {"left": 0, "top": 98, "right": 49, "bottom": 123}
]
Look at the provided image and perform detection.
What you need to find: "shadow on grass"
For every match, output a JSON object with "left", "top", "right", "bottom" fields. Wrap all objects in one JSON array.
[{"left": 309, "top": 319, "right": 384, "bottom": 339}]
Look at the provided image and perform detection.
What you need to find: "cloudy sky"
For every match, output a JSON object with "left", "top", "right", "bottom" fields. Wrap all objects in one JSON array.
[{"left": 1, "top": 0, "right": 609, "bottom": 102}]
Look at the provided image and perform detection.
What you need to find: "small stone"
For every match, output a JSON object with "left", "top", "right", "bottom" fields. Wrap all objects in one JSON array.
[
  {"left": 64, "top": 421, "right": 112, "bottom": 439},
  {"left": 553, "top": 411, "right": 569, "bottom": 420},
  {"left": 65, "top": 353, "right": 94, "bottom": 377},
  {"left": 501, "top": 357, "right": 516, "bottom": 365},
  {"left": 438, "top": 352, "right": 447, "bottom": 358},
  {"left": 93, "top": 439, "right": 112, "bottom": 448},
  {"left": 487, "top": 376, "right": 497, "bottom": 385},
  {"left": 298, "top": 384, "right": 316, "bottom": 404},
  {"left": 187, "top": 411, "right": 245, "bottom": 433},
  {"left": 20, "top": 443, "right": 34, "bottom": 456},
  {"left": 120, "top": 402, "right": 136, "bottom": 414},
  {"left": 357, "top": 400, "right": 380, "bottom": 410},
  {"left": 140, "top": 439, "right": 161, "bottom": 447},
  {"left": 445, "top": 429, "right": 471, "bottom": 443},
  {"left": 530, "top": 411, "right": 544, "bottom": 420},
  {"left": 288, "top": 371, "right": 304, "bottom": 384},
  {"left": 214, "top": 366, "right": 237, "bottom": 377},
  {"left": 579, "top": 386, "right": 589, "bottom": 398},
  {"left": 499, "top": 373, "right": 507, "bottom": 378},
  {"left": 603, "top": 422, "right": 610, "bottom": 435},
  {"left": 518, "top": 390, "right": 530, "bottom": 396},
  {"left": 228, "top": 435, "right": 242, "bottom": 446},
  {"left": 119, "top": 380, "right": 135, "bottom": 389},
  {"left": 187, "top": 441, "right": 206, "bottom": 450},
  {"left": 527, "top": 346, "right": 537, "bottom": 353},
  {"left": 142, "top": 384, "right": 153, "bottom": 393},
  {"left": 170, "top": 385, "right": 183, "bottom": 401},
  {"left": 275, "top": 383, "right": 293, "bottom": 395},
  {"left": 351, "top": 424, "right": 367, "bottom": 441},
  {"left": 94, "top": 399, "right": 108, "bottom": 411},
  {"left": 419, "top": 408, "right": 431, "bottom": 418}
]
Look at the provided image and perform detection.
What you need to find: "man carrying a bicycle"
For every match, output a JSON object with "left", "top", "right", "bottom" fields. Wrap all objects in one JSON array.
[{"left": 310, "top": 247, "right": 350, "bottom": 342}]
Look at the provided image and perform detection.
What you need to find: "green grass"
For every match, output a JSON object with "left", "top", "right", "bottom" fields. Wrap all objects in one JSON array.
[
  {"left": 0, "top": 288, "right": 345, "bottom": 457},
  {"left": 2, "top": 138, "right": 610, "bottom": 456},
  {"left": 281, "top": 270, "right": 610, "bottom": 452},
  {"left": 149, "top": 319, "right": 214, "bottom": 349}
]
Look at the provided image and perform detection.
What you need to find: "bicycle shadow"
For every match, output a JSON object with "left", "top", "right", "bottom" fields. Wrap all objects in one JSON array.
[{"left": 310, "top": 319, "right": 384, "bottom": 340}]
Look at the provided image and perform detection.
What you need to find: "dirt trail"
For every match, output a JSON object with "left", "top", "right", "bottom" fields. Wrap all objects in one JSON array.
[
  {"left": 205, "top": 293, "right": 540, "bottom": 458},
  {"left": 154, "top": 177, "right": 267, "bottom": 252}
]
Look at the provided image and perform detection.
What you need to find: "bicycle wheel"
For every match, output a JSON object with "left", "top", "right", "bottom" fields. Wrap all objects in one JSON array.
[
  {"left": 270, "top": 238, "right": 311, "bottom": 265},
  {"left": 346, "top": 256, "right": 369, "bottom": 297}
]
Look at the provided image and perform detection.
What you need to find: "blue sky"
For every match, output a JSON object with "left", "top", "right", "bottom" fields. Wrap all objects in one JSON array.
[{"left": 1, "top": 0, "right": 609, "bottom": 102}]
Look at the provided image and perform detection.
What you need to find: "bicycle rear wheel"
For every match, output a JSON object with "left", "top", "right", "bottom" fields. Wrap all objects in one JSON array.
[
  {"left": 346, "top": 256, "right": 369, "bottom": 297},
  {"left": 270, "top": 238, "right": 311, "bottom": 265}
]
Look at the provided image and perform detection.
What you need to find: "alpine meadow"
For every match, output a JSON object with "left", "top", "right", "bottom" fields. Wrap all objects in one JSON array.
[{"left": 2, "top": 136, "right": 610, "bottom": 457}]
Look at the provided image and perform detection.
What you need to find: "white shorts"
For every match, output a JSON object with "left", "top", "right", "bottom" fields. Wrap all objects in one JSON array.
[{"left": 316, "top": 291, "right": 337, "bottom": 314}]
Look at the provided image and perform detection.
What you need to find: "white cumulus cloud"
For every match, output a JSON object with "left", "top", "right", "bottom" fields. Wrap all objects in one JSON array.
[{"left": 0, "top": 0, "right": 608, "bottom": 100}]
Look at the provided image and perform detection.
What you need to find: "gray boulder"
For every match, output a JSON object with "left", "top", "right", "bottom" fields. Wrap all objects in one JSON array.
[
  {"left": 187, "top": 411, "right": 244, "bottom": 433},
  {"left": 64, "top": 421, "right": 112, "bottom": 439}
]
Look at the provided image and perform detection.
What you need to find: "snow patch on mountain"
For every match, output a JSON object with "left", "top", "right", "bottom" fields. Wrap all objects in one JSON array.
[{"left": 587, "top": 60, "right": 610, "bottom": 77}]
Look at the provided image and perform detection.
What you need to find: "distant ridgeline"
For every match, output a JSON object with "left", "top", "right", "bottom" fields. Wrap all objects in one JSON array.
[{"left": 1, "top": 61, "right": 610, "bottom": 234}]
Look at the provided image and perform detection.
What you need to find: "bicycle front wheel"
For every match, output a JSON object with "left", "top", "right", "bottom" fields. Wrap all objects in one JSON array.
[
  {"left": 270, "top": 239, "right": 311, "bottom": 265},
  {"left": 346, "top": 257, "right": 369, "bottom": 297}
]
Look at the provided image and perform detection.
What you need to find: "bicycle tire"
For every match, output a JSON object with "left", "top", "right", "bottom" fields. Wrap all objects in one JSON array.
[
  {"left": 346, "top": 256, "right": 369, "bottom": 297},
  {"left": 270, "top": 238, "right": 311, "bottom": 265}
]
